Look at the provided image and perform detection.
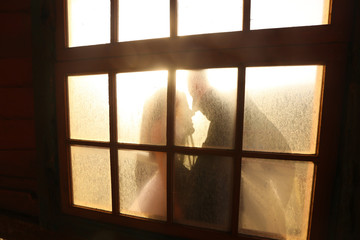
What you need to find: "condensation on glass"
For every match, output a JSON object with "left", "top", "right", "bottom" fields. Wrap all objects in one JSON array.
[
  {"left": 119, "top": 150, "right": 167, "bottom": 221},
  {"left": 173, "top": 154, "right": 233, "bottom": 231},
  {"left": 177, "top": 0, "right": 243, "bottom": 36},
  {"left": 68, "top": 74, "right": 110, "bottom": 142},
  {"left": 118, "top": 0, "right": 170, "bottom": 42},
  {"left": 116, "top": 70, "right": 168, "bottom": 145},
  {"left": 243, "top": 65, "right": 323, "bottom": 154},
  {"left": 175, "top": 68, "right": 237, "bottom": 148},
  {"left": 250, "top": 0, "right": 330, "bottom": 30},
  {"left": 67, "top": 0, "right": 110, "bottom": 47},
  {"left": 239, "top": 158, "right": 314, "bottom": 240},
  {"left": 70, "top": 146, "right": 112, "bottom": 211}
]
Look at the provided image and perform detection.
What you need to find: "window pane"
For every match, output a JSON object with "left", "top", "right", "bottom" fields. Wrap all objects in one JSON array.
[
  {"left": 68, "top": 74, "right": 109, "bottom": 141},
  {"left": 243, "top": 65, "right": 323, "bottom": 154},
  {"left": 116, "top": 71, "right": 168, "bottom": 145},
  {"left": 118, "top": 0, "right": 170, "bottom": 42},
  {"left": 176, "top": 68, "right": 237, "bottom": 148},
  {"left": 239, "top": 158, "right": 314, "bottom": 240},
  {"left": 67, "top": 0, "right": 110, "bottom": 47},
  {"left": 250, "top": 0, "right": 330, "bottom": 30},
  {"left": 174, "top": 154, "right": 233, "bottom": 231},
  {"left": 177, "top": 0, "right": 243, "bottom": 36},
  {"left": 119, "top": 150, "right": 166, "bottom": 221},
  {"left": 71, "top": 146, "right": 112, "bottom": 211}
]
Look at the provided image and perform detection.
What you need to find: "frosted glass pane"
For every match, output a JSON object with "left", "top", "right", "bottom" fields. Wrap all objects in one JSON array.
[
  {"left": 239, "top": 158, "right": 314, "bottom": 240},
  {"left": 119, "top": 150, "right": 166, "bottom": 221},
  {"left": 116, "top": 71, "right": 168, "bottom": 144},
  {"left": 250, "top": 0, "right": 330, "bottom": 30},
  {"left": 178, "top": 0, "right": 243, "bottom": 36},
  {"left": 176, "top": 69, "right": 237, "bottom": 148},
  {"left": 243, "top": 65, "right": 323, "bottom": 154},
  {"left": 174, "top": 154, "right": 233, "bottom": 231},
  {"left": 71, "top": 146, "right": 112, "bottom": 211},
  {"left": 67, "top": 0, "right": 110, "bottom": 47},
  {"left": 118, "top": 0, "right": 170, "bottom": 42},
  {"left": 68, "top": 74, "right": 110, "bottom": 141}
]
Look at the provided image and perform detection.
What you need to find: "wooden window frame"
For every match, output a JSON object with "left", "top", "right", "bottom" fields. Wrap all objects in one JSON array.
[{"left": 55, "top": 0, "right": 353, "bottom": 239}]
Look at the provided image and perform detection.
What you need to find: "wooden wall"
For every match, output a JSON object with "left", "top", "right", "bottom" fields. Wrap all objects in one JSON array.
[{"left": 0, "top": 0, "right": 38, "bottom": 217}]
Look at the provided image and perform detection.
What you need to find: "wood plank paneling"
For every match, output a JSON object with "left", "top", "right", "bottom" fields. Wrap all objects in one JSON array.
[
  {"left": 0, "top": 88, "right": 34, "bottom": 119},
  {"left": 0, "top": 13, "right": 31, "bottom": 35},
  {"left": 0, "top": 120, "right": 36, "bottom": 149},
  {"left": 0, "top": 0, "right": 37, "bottom": 218},
  {"left": 0, "top": 13, "right": 32, "bottom": 58},
  {"left": 0, "top": 150, "right": 36, "bottom": 178},
  {"left": 0, "top": 0, "right": 31, "bottom": 12},
  {"left": 0, "top": 58, "right": 32, "bottom": 87},
  {"left": 0, "top": 189, "right": 37, "bottom": 216},
  {"left": 0, "top": 176, "right": 37, "bottom": 192}
]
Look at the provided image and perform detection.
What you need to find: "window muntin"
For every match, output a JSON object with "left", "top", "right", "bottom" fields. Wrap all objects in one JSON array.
[
  {"left": 65, "top": 0, "right": 331, "bottom": 48},
  {"left": 57, "top": 1, "right": 348, "bottom": 240},
  {"left": 64, "top": 65, "right": 321, "bottom": 239}
]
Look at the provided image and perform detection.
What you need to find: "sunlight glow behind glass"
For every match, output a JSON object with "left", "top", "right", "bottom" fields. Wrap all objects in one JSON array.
[
  {"left": 116, "top": 70, "right": 168, "bottom": 144},
  {"left": 71, "top": 146, "right": 112, "bottom": 212},
  {"left": 176, "top": 68, "right": 238, "bottom": 107},
  {"left": 68, "top": 74, "right": 109, "bottom": 141},
  {"left": 245, "top": 66, "right": 320, "bottom": 90},
  {"left": 176, "top": 68, "right": 237, "bottom": 148},
  {"left": 250, "top": 0, "right": 330, "bottom": 30},
  {"left": 178, "top": 0, "right": 243, "bottom": 36},
  {"left": 118, "top": 0, "right": 170, "bottom": 42},
  {"left": 67, "top": 0, "right": 110, "bottom": 47},
  {"left": 239, "top": 158, "right": 314, "bottom": 240},
  {"left": 244, "top": 65, "right": 323, "bottom": 154}
]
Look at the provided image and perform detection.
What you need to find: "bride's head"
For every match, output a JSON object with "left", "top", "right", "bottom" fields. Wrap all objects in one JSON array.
[{"left": 140, "top": 89, "right": 194, "bottom": 146}]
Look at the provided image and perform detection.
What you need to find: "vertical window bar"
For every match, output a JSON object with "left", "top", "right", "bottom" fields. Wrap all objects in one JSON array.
[
  {"left": 109, "top": 72, "right": 120, "bottom": 214},
  {"left": 64, "top": 75, "right": 73, "bottom": 206},
  {"left": 231, "top": 66, "right": 246, "bottom": 234},
  {"left": 64, "top": 0, "right": 70, "bottom": 48},
  {"left": 243, "top": 0, "right": 251, "bottom": 31},
  {"left": 306, "top": 164, "right": 317, "bottom": 240},
  {"left": 59, "top": 74, "right": 72, "bottom": 208},
  {"left": 167, "top": 68, "right": 176, "bottom": 222},
  {"left": 170, "top": 0, "right": 178, "bottom": 38},
  {"left": 111, "top": 0, "right": 119, "bottom": 43}
]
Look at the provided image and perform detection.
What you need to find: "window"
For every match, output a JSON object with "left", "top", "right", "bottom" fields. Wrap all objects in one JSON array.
[{"left": 56, "top": 0, "right": 350, "bottom": 239}]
